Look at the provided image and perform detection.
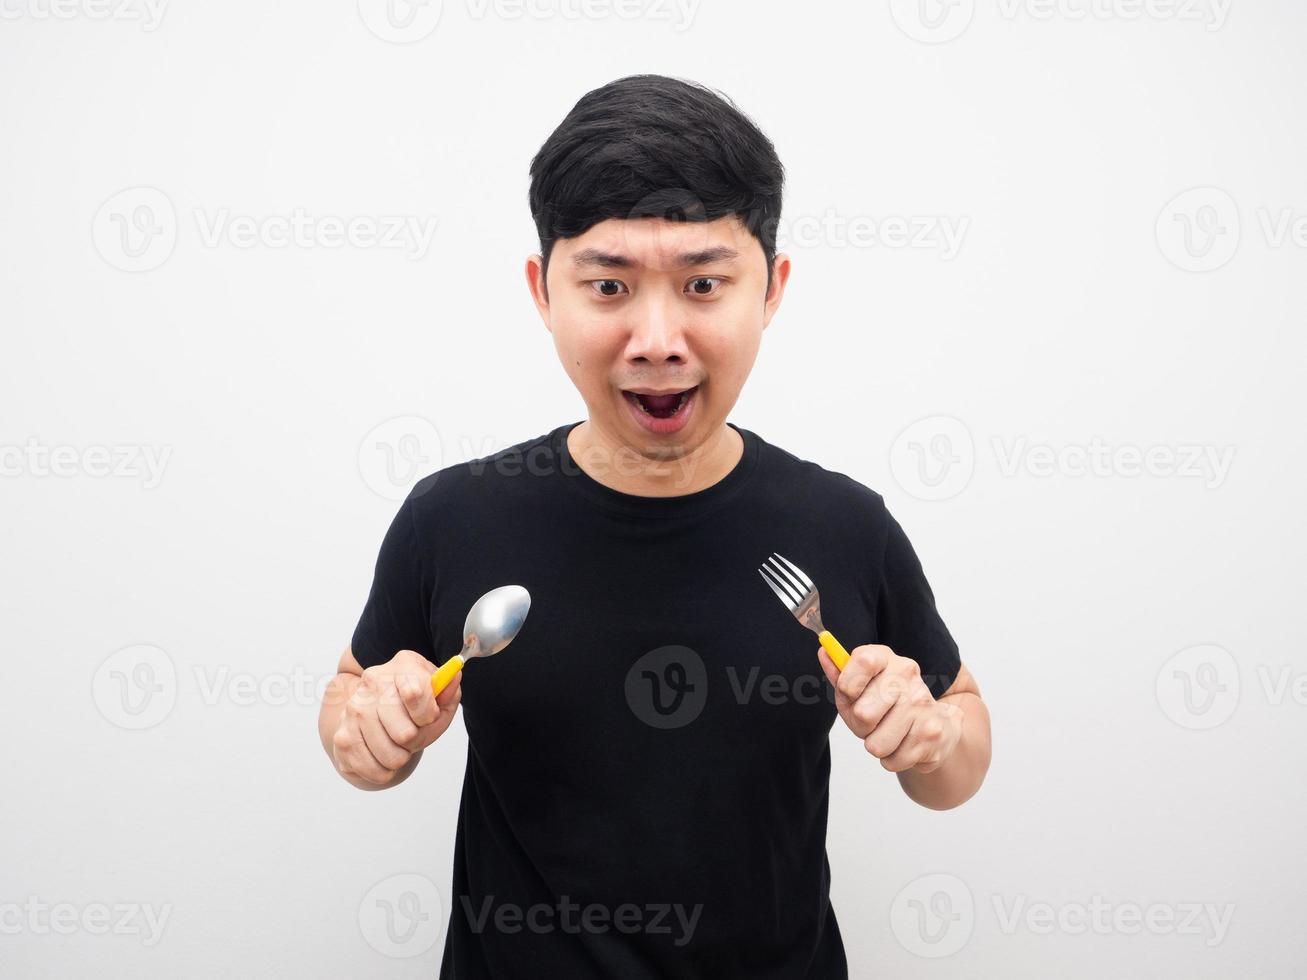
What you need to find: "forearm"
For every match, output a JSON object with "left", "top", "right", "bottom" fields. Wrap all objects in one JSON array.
[
  {"left": 897, "top": 691, "right": 991, "bottom": 810},
  {"left": 318, "top": 671, "right": 422, "bottom": 791}
]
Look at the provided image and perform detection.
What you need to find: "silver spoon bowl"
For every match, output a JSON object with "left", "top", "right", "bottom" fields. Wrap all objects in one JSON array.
[{"left": 431, "top": 585, "right": 531, "bottom": 695}]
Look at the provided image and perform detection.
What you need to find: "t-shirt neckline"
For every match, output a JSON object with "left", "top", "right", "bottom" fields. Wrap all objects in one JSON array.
[{"left": 551, "top": 419, "right": 761, "bottom": 520}]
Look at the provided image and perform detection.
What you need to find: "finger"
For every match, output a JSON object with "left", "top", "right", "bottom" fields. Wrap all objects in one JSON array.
[
  {"left": 864, "top": 661, "right": 922, "bottom": 715},
  {"left": 891, "top": 703, "right": 954, "bottom": 774},
  {"left": 853, "top": 655, "right": 928, "bottom": 737},
  {"left": 397, "top": 671, "right": 438, "bottom": 727},
  {"left": 881, "top": 713, "right": 935, "bottom": 773},
  {"left": 396, "top": 648, "right": 439, "bottom": 674},
  {"left": 817, "top": 648, "right": 865, "bottom": 736},
  {"left": 864, "top": 696, "right": 918, "bottom": 764},
  {"left": 358, "top": 683, "right": 413, "bottom": 772},
  {"left": 379, "top": 680, "right": 426, "bottom": 751},
  {"left": 834, "top": 644, "right": 891, "bottom": 706},
  {"left": 845, "top": 663, "right": 906, "bottom": 739},
  {"left": 897, "top": 750, "right": 941, "bottom": 774},
  {"left": 407, "top": 677, "right": 461, "bottom": 751},
  {"left": 413, "top": 692, "right": 460, "bottom": 749},
  {"left": 333, "top": 717, "right": 393, "bottom": 785}
]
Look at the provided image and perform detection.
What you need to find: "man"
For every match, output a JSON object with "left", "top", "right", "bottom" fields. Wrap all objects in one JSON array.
[{"left": 318, "top": 73, "right": 991, "bottom": 979}]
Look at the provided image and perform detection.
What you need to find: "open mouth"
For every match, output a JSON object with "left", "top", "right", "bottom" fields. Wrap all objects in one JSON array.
[{"left": 622, "top": 386, "right": 698, "bottom": 419}]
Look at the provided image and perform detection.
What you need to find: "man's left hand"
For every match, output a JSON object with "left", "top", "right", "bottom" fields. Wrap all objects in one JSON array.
[{"left": 817, "top": 644, "right": 963, "bottom": 774}]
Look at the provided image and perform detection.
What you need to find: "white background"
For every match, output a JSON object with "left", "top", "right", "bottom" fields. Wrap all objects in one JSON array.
[{"left": 2, "top": 0, "right": 1304, "bottom": 976}]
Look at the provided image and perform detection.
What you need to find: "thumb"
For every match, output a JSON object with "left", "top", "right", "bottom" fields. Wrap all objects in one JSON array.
[
  {"left": 816, "top": 646, "right": 841, "bottom": 688},
  {"left": 435, "top": 669, "right": 462, "bottom": 709}
]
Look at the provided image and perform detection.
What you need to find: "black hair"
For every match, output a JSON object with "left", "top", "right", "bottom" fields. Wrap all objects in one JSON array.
[{"left": 528, "top": 74, "right": 785, "bottom": 300}]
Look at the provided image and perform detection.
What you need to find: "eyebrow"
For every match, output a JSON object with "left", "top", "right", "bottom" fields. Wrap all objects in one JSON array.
[{"left": 570, "top": 245, "right": 740, "bottom": 270}]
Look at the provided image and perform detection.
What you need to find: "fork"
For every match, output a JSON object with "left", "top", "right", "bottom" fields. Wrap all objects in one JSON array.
[{"left": 757, "top": 552, "right": 852, "bottom": 671}]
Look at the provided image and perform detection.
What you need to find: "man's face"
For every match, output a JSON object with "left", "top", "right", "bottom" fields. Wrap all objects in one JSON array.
[{"left": 526, "top": 213, "right": 790, "bottom": 458}]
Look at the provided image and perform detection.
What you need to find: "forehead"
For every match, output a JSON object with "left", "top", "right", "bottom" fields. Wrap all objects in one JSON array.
[{"left": 560, "top": 213, "right": 759, "bottom": 273}]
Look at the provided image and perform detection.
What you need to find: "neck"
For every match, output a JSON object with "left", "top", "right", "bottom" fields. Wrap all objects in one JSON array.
[{"left": 566, "top": 419, "right": 744, "bottom": 498}]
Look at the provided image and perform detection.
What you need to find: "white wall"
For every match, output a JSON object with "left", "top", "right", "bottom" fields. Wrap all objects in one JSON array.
[{"left": 2, "top": 1, "right": 1302, "bottom": 976}]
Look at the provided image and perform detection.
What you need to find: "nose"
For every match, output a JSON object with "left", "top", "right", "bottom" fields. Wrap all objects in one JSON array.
[{"left": 623, "top": 289, "right": 689, "bottom": 366}]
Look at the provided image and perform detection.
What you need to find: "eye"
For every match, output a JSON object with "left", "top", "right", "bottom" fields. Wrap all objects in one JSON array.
[
  {"left": 687, "top": 277, "right": 724, "bottom": 297},
  {"left": 588, "top": 279, "right": 628, "bottom": 298}
]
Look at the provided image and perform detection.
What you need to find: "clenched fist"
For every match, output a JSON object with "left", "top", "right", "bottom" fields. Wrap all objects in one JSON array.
[
  {"left": 817, "top": 643, "right": 962, "bottom": 774},
  {"left": 331, "top": 648, "right": 462, "bottom": 787}
]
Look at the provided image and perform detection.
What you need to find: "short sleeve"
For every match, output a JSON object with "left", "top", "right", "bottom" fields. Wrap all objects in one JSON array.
[
  {"left": 874, "top": 510, "right": 961, "bottom": 699},
  {"left": 350, "top": 497, "right": 436, "bottom": 670}
]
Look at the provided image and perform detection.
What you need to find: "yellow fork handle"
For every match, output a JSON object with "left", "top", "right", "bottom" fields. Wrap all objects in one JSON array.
[
  {"left": 430, "top": 654, "right": 465, "bottom": 697},
  {"left": 818, "top": 630, "right": 851, "bottom": 671}
]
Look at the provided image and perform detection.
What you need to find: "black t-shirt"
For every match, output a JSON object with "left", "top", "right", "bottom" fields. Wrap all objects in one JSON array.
[{"left": 351, "top": 420, "right": 961, "bottom": 979}]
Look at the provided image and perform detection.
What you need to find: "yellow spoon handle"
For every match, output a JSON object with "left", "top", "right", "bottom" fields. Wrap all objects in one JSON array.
[
  {"left": 818, "top": 630, "right": 851, "bottom": 671},
  {"left": 430, "top": 654, "right": 465, "bottom": 697}
]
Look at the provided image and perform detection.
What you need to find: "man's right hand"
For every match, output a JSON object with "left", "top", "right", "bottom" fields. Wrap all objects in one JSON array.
[{"left": 329, "top": 649, "right": 462, "bottom": 787}]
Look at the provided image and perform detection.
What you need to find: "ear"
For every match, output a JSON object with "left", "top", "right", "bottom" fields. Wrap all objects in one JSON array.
[
  {"left": 525, "top": 254, "right": 551, "bottom": 332},
  {"left": 762, "top": 252, "right": 792, "bottom": 328}
]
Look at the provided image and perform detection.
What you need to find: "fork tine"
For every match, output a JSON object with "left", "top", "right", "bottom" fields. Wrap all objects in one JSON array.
[
  {"left": 765, "top": 554, "right": 808, "bottom": 598},
  {"left": 763, "top": 564, "right": 799, "bottom": 611},
  {"left": 758, "top": 567, "right": 799, "bottom": 609},
  {"left": 758, "top": 552, "right": 837, "bottom": 655},
  {"left": 762, "top": 561, "right": 805, "bottom": 604},
  {"left": 770, "top": 553, "right": 813, "bottom": 592}
]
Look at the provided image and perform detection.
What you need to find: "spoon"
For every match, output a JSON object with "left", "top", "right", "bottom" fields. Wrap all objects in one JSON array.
[{"left": 430, "top": 585, "right": 531, "bottom": 696}]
